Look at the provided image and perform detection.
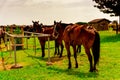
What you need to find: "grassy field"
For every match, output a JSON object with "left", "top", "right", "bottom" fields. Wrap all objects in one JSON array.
[{"left": 0, "top": 30, "right": 120, "bottom": 80}]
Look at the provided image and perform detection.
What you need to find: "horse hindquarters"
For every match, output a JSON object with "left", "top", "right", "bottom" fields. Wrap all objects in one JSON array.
[
  {"left": 72, "top": 45, "right": 78, "bottom": 68},
  {"left": 84, "top": 48, "right": 93, "bottom": 72}
]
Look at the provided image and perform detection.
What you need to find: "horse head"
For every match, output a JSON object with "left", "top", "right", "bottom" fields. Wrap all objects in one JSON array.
[
  {"left": 52, "top": 20, "right": 62, "bottom": 39},
  {"left": 32, "top": 20, "right": 39, "bottom": 27},
  {"left": 32, "top": 21, "right": 42, "bottom": 33}
]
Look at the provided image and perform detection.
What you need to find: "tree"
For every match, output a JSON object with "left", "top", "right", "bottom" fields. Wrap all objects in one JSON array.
[{"left": 93, "top": 0, "right": 120, "bottom": 34}]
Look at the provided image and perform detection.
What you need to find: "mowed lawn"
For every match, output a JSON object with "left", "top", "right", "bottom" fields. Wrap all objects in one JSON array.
[{"left": 0, "top": 30, "right": 120, "bottom": 80}]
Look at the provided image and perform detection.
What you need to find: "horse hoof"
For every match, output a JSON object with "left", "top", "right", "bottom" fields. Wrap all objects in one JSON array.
[
  {"left": 75, "top": 66, "right": 78, "bottom": 68},
  {"left": 59, "top": 55, "right": 62, "bottom": 58},
  {"left": 75, "top": 64, "right": 78, "bottom": 68},
  {"left": 68, "top": 66, "right": 71, "bottom": 69},
  {"left": 59, "top": 56, "right": 62, "bottom": 58},
  {"left": 68, "top": 67, "right": 71, "bottom": 69},
  {"left": 42, "top": 55, "right": 45, "bottom": 57},
  {"left": 93, "top": 69, "right": 98, "bottom": 72},
  {"left": 89, "top": 69, "right": 94, "bottom": 72},
  {"left": 89, "top": 69, "right": 98, "bottom": 72},
  {"left": 54, "top": 52, "right": 57, "bottom": 56}
]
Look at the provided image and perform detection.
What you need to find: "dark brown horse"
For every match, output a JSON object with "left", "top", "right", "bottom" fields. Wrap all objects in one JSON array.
[
  {"left": 53, "top": 21, "right": 81, "bottom": 56},
  {"left": 24, "top": 25, "right": 36, "bottom": 39},
  {"left": 0, "top": 27, "right": 5, "bottom": 45},
  {"left": 32, "top": 21, "right": 63, "bottom": 57},
  {"left": 62, "top": 24, "right": 100, "bottom": 72}
]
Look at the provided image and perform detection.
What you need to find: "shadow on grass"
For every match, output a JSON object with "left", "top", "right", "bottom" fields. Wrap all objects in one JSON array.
[
  {"left": 47, "top": 66, "right": 98, "bottom": 78},
  {"left": 101, "top": 34, "right": 120, "bottom": 43},
  {"left": 24, "top": 50, "right": 98, "bottom": 78},
  {"left": 27, "top": 54, "right": 66, "bottom": 63},
  {"left": 24, "top": 49, "right": 67, "bottom": 63},
  {"left": 29, "top": 56, "right": 98, "bottom": 78}
]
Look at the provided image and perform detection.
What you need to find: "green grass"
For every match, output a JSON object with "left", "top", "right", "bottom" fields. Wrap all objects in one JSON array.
[{"left": 0, "top": 30, "right": 120, "bottom": 80}]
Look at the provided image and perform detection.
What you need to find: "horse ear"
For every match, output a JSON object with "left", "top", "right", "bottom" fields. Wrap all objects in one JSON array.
[
  {"left": 32, "top": 20, "right": 34, "bottom": 23},
  {"left": 60, "top": 20, "right": 62, "bottom": 23},
  {"left": 54, "top": 20, "right": 56, "bottom": 24},
  {"left": 40, "top": 23, "right": 43, "bottom": 27}
]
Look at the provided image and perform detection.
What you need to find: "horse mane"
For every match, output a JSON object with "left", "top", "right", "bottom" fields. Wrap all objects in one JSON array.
[{"left": 61, "top": 23, "right": 73, "bottom": 29}]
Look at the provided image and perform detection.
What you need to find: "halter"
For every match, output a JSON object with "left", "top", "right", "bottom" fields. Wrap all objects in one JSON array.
[{"left": 52, "top": 24, "right": 59, "bottom": 39}]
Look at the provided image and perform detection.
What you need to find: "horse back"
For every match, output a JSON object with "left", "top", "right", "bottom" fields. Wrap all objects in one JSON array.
[
  {"left": 63, "top": 24, "right": 96, "bottom": 46},
  {"left": 42, "top": 26, "right": 53, "bottom": 34},
  {"left": 39, "top": 26, "right": 55, "bottom": 40}
]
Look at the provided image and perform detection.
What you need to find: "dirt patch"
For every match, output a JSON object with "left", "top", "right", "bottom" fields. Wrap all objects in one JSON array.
[
  {"left": 0, "top": 61, "right": 11, "bottom": 70},
  {"left": 0, "top": 61, "right": 26, "bottom": 71}
]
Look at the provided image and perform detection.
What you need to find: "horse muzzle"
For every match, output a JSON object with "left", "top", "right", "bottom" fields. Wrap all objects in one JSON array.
[{"left": 52, "top": 32, "right": 59, "bottom": 39}]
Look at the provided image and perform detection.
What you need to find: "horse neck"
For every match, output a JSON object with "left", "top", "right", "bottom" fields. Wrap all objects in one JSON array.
[
  {"left": 61, "top": 23, "right": 72, "bottom": 29},
  {"left": 60, "top": 23, "right": 72, "bottom": 32}
]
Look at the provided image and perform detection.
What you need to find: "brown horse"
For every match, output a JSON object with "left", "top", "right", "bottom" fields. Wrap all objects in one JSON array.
[
  {"left": 0, "top": 27, "right": 5, "bottom": 45},
  {"left": 62, "top": 24, "right": 100, "bottom": 72},
  {"left": 24, "top": 25, "right": 36, "bottom": 39},
  {"left": 53, "top": 21, "right": 81, "bottom": 56},
  {"left": 32, "top": 21, "right": 63, "bottom": 57}
]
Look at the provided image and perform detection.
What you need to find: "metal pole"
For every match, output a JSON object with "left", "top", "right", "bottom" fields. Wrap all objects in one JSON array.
[
  {"left": 26, "top": 38, "right": 28, "bottom": 49},
  {"left": 48, "top": 37, "right": 50, "bottom": 62},
  {"left": 9, "top": 36, "right": 12, "bottom": 57},
  {"left": 11, "top": 37, "right": 23, "bottom": 69},
  {"left": 5, "top": 32, "right": 8, "bottom": 50},
  {"left": 14, "top": 37, "right": 17, "bottom": 66},
  {"left": 34, "top": 36, "right": 36, "bottom": 55},
  {"left": 46, "top": 37, "right": 52, "bottom": 65}
]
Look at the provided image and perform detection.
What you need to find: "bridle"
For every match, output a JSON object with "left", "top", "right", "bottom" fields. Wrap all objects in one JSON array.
[{"left": 52, "top": 24, "right": 59, "bottom": 39}]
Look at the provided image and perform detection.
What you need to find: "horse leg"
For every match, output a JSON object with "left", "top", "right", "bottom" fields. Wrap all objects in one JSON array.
[
  {"left": 42, "top": 44, "right": 45, "bottom": 57},
  {"left": 72, "top": 45, "right": 78, "bottom": 68},
  {"left": 54, "top": 41, "right": 58, "bottom": 56},
  {"left": 85, "top": 48, "right": 93, "bottom": 72},
  {"left": 93, "top": 59, "right": 98, "bottom": 72},
  {"left": 65, "top": 43, "right": 71, "bottom": 69},
  {"left": 57, "top": 44, "right": 60, "bottom": 55},
  {"left": 40, "top": 41, "right": 45, "bottom": 57},
  {"left": 3, "top": 37, "right": 7, "bottom": 47},
  {"left": 77, "top": 45, "right": 81, "bottom": 53},
  {"left": 59, "top": 42, "right": 64, "bottom": 58}
]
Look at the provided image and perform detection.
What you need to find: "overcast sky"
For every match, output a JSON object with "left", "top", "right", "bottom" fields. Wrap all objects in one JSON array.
[{"left": 0, "top": 0, "right": 118, "bottom": 25}]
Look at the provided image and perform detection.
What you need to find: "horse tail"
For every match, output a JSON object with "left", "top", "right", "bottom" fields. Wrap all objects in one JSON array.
[{"left": 92, "top": 31, "right": 100, "bottom": 65}]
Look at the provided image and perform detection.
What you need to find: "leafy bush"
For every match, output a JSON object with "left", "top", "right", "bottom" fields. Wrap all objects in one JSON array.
[{"left": 13, "top": 26, "right": 22, "bottom": 50}]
